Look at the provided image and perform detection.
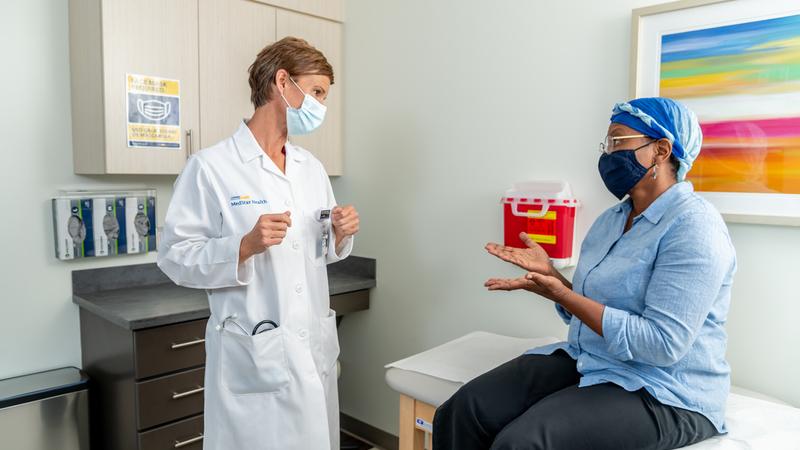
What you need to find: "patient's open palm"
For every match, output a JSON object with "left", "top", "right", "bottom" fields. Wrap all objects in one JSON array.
[{"left": 486, "top": 232, "right": 553, "bottom": 275}]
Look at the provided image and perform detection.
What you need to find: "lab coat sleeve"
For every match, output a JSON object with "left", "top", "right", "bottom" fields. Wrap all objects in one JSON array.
[
  {"left": 157, "top": 157, "right": 255, "bottom": 289},
  {"left": 601, "top": 213, "right": 735, "bottom": 367},
  {"left": 322, "top": 165, "right": 353, "bottom": 263}
]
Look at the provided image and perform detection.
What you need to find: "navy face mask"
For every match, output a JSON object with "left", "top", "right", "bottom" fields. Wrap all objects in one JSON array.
[{"left": 598, "top": 141, "right": 655, "bottom": 200}]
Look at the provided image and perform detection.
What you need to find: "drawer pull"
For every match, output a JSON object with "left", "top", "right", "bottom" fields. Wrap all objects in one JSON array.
[
  {"left": 172, "top": 386, "right": 204, "bottom": 400},
  {"left": 171, "top": 338, "right": 205, "bottom": 350},
  {"left": 174, "top": 433, "right": 203, "bottom": 448}
]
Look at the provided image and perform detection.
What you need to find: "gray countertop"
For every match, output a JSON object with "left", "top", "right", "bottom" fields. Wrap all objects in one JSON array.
[{"left": 72, "top": 257, "right": 376, "bottom": 330}]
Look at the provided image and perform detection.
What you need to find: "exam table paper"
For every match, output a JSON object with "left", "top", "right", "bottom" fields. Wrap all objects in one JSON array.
[
  {"left": 385, "top": 331, "right": 559, "bottom": 383},
  {"left": 686, "top": 393, "right": 800, "bottom": 449}
]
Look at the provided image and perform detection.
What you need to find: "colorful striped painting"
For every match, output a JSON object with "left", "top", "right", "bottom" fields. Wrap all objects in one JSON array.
[{"left": 660, "top": 13, "right": 800, "bottom": 194}]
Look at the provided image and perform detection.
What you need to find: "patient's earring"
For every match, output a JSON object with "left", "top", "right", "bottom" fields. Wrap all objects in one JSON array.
[{"left": 653, "top": 164, "right": 658, "bottom": 180}]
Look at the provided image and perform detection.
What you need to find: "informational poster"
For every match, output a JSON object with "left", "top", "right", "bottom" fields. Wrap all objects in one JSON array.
[{"left": 126, "top": 74, "right": 181, "bottom": 149}]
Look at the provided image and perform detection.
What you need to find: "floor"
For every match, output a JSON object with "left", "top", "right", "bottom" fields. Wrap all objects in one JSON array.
[{"left": 340, "top": 431, "right": 380, "bottom": 450}]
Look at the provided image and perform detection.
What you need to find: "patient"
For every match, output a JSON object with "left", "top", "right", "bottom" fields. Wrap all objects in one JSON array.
[{"left": 433, "top": 98, "right": 736, "bottom": 450}]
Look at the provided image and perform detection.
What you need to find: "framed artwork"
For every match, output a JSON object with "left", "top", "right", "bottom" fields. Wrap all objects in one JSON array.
[{"left": 631, "top": 0, "right": 800, "bottom": 226}]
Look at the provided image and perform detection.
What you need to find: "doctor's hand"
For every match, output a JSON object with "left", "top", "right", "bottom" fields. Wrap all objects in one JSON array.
[
  {"left": 485, "top": 232, "right": 554, "bottom": 276},
  {"left": 485, "top": 271, "right": 571, "bottom": 303},
  {"left": 332, "top": 205, "right": 360, "bottom": 238},
  {"left": 238, "top": 211, "right": 292, "bottom": 263}
]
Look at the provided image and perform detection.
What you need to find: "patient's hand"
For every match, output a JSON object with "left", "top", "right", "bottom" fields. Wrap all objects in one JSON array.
[
  {"left": 485, "top": 272, "right": 571, "bottom": 303},
  {"left": 486, "top": 232, "right": 554, "bottom": 276}
]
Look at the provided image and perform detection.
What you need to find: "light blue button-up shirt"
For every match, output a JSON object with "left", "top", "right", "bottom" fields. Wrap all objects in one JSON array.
[{"left": 528, "top": 182, "right": 736, "bottom": 433}]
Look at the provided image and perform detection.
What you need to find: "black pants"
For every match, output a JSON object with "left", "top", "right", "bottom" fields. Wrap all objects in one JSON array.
[{"left": 432, "top": 350, "right": 717, "bottom": 450}]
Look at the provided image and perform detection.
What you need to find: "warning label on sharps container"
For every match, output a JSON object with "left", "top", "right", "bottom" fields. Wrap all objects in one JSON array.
[{"left": 126, "top": 74, "right": 181, "bottom": 149}]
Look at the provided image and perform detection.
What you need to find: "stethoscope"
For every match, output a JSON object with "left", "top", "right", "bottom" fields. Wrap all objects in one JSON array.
[{"left": 218, "top": 315, "right": 279, "bottom": 335}]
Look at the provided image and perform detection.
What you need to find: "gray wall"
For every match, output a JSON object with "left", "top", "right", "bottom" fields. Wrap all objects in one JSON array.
[{"left": 333, "top": 0, "right": 800, "bottom": 436}]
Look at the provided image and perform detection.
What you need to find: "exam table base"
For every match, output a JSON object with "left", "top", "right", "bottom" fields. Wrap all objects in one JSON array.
[{"left": 399, "top": 394, "right": 436, "bottom": 450}]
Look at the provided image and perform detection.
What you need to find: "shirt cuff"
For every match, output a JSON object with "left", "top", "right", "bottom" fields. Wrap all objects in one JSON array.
[
  {"left": 227, "top": 233, "right": 254, "bottom": 285},
  {"left": 602, "top": 306, "right": 632, "bottom": 361},
  {"left": 328, "top": 233, "right": 353, "bottom": 263},
  {"left": 555, "top": 304, "right": 573, "bottom": 324}
]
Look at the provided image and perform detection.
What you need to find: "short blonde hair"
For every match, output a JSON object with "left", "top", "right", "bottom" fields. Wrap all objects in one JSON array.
[{"left": 248, "top": 36, "right": 334, "bottom": 108}]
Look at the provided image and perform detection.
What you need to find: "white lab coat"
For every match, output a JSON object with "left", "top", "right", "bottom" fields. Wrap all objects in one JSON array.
[{"left": 158, "top": 121, "right": 353, "bottom": 450}]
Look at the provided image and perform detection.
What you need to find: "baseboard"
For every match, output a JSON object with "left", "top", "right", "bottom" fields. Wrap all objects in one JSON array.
[{"left": 341, "top": 413, "right": 398, "bottom": 450}]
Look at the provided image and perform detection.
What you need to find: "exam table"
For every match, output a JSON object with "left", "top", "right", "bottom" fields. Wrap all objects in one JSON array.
[{"left": 386, "top": 332, "right": 800, "bottom": 450}]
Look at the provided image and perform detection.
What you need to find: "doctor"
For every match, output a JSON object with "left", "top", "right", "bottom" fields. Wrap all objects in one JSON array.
[{"left": 158, "top": 37, "right": 360, "bottom": 450}]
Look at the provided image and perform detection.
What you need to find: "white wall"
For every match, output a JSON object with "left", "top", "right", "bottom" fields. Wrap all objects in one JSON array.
[
  {"left": 334, "top": 0, "right": 800, "bottom": 436},
  {"left": 1, "top": 0, "right": 798, "bottom": 439},
  {"left": 0, "top": 0, "right": 175, "bottom": 379}
]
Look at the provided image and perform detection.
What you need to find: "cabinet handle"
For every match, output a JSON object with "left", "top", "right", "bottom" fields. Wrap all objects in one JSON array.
[
  {"left": 170, "top": 338, "right": 205, "bottom": 350},
  {"left": 172, "top": 385, "right": 204, "bottom": 400},
  {"left": 174, "top": 433, "right": 203, "bottom": 448},
  {"left": 185, "top": 129, "right": 194, "bottom": 157}
]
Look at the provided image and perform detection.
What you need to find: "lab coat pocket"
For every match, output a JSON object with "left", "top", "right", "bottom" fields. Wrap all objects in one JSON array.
[
  {"left": 220, "top": 327, "right": 290, "bottom": 395},
  {"left": 318, "top": 310, "right": 340, "bottom": 378}
]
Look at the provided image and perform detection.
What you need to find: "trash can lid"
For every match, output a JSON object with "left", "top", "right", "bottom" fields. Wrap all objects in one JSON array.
[{"left": 0, "top": 367, "right": 89, "bottom": 409}]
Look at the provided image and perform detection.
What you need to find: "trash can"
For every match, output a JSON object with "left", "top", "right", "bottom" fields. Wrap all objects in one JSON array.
[{"left": 0, "top": 367, "right": 89, "bottom": 450}]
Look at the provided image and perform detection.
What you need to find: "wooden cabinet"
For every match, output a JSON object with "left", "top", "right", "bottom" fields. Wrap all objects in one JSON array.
[
  {"left": 78, "top": 291, "right": 370, "bottom": 450},
  {"left": 138, "top": 415, "right": 204, "bottom": 450},
  {"left": 79, "top": 311, "right": 208, "bottom": 450},
  {"left": 73, "top": 258, "right": 373, "bottom": 450},
  {"left": 69, "top": 0, "right": 200, "bottom": 174},
  {"left": 70, "top": 0, "right": 344, "bottom": 176},
  {"left": 277, "top": 9, "right": 344, "bottom": 175},
  {"left": 198, "top": 0, "right": 277, "bottom": 148},
  {"left": 253, "top": 0, "right": 344, "bottom": 22}
]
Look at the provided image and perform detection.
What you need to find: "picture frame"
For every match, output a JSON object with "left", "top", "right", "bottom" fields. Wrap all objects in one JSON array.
[{"left": 631, "top": 0, "right": 800, "bottom": 226}]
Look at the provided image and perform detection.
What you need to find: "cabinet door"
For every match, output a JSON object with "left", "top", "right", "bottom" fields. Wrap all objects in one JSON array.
[
  {"left": 277, "top": 9, "right": 343, "bottom": 176},
  {"left": 101, "top": 0, "right": 200, "bottom": 174},
  {"left": 251, "top": 0, "right": 344, "bottom": 22},
  {"left": 199, "top": 0, "right": 277, "bottom": 148}
]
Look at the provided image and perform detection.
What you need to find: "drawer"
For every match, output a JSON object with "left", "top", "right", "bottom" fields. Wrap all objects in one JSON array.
[
  {"left": 139, "top": 414, "right": 203, "bottom": 450},
  {"left": 137, "top": 367, "right": 205, "bottom": 430},
  {"left": 135, "top": 319, "right": 207, "bottom": 379}
]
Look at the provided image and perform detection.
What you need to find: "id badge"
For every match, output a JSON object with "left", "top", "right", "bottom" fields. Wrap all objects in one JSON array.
[
  {"left": 321, "top": 228, "right": 329, "bottom": 257},
  {"left": 317, "top": 209, "right": 331, "bottom": 258}
]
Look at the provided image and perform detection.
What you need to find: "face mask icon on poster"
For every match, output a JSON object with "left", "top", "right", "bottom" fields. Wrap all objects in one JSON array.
[{"left": 137, "top": 98, "right": 171, "bottom": 122}]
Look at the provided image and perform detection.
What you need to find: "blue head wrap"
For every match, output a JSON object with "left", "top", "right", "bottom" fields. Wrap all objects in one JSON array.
[{"left": 610, "top": 97, "right": 702, "bottom": 181}]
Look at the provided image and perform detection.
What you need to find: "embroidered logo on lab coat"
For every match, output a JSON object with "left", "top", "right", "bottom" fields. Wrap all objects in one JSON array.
[{"left": 230, "top": 195, "right": 268, "bottom": 207}]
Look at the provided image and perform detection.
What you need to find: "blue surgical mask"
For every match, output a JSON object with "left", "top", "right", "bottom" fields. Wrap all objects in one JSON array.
[
  {"left": 280, "top": 77, "right": 327, "bottom": 135},
  {"left": 598, "top": 141, "right": 655, "bottom": 200}
]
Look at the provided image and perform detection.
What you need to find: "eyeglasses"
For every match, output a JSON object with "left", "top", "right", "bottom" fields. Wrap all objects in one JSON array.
[{"left": 599, "top": 134, "right": 648, "bottom": 154}]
